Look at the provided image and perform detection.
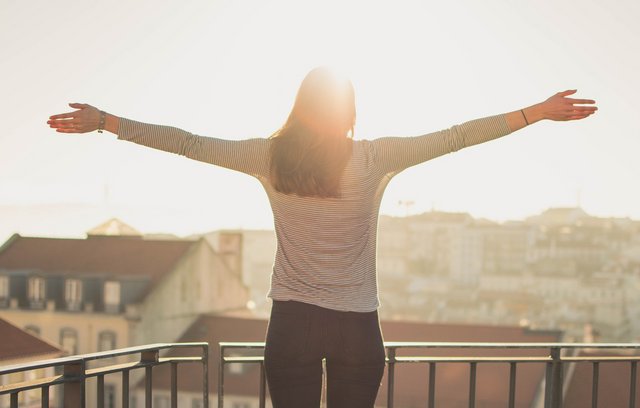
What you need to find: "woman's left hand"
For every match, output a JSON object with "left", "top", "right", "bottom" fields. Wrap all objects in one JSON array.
[{"left": 47, "top": 103, "right": 101, "bottom": 133}]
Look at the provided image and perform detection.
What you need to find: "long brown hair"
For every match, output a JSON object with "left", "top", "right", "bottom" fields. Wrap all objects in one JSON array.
[{"left": 269, "top": 67, "right": 355, "bottom": 198}]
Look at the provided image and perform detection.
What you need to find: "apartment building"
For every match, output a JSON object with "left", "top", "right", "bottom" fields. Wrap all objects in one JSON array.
[{"left": 0, "top": 219, "right": 249, "bottom": 408}]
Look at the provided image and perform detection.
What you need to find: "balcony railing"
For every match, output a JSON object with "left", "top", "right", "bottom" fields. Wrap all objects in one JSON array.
[
  {"left": 0, "top": 342, "right": 208, "bottom": 408},
  {"left": 219, "top": 341, "right": 640, "bottom": 408},
  {"left": 3, "top": 341, "right": 639, "bottom": 407}
]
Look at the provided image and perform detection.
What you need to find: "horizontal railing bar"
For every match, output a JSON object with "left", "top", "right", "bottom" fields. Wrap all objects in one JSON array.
[
  {"left": 220, "top": 341, "right": 640, "bottom": 351},
  {"left": 395, "top": 357, "right": 553, "bottom": 363},
  {"left": 383, "top": 356, "right": 640, "bottom": 363},
  {"left": 0, "top": 342, "right": 208, "bottom": 375},
  {"left": 85, "top": 357, "right": 202, "bottom": 378},
  {"left": 0, "top": 375, "right": 64, "bottom": 395},
  {"left": 228, "top": 356, "right": 606, "bottom": 364},
  {"left": 159, "top": 357, "right": 203, "bottom": 363},
  {"left": 221, "top": 351, "right": 640, "bottom": 365},
  {"left": 564, "top": 356, "right": 640, "bottom": 362},
  {"left": 224, "top": 357, "right": 264, "bottom": 363},
  {"left": 219, "top": 342, "right": 266, "bottom": 348},
  {"left": 0, "top": 356, "right": 204, "bottom": 396},
  {"left": 223, "top": 355, "right": 640, "bottom": 364},
  {"left": 384, "top": 342, "right": 640, "bottom": 349}
]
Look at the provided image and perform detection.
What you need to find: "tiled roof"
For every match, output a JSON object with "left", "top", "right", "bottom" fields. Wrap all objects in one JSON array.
[
  {"left": 143, "top": 313, "right": 560, "bottom": 407},
  {"left": 0, "top": 234, "right": 196, "bottom": 283},
  {"left": 0, "top": 317, "right": 62, "bottom": 362}
]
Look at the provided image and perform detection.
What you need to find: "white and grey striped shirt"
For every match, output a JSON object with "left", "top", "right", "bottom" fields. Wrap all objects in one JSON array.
[{"left": 118, "top": 114, "right": 511, "bottom": 312}]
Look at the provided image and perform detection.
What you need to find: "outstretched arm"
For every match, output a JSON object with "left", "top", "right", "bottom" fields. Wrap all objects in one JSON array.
[
  {"left": 47, "top": 104, "right": 270, "bottom": 178},
  {"left": 504, "top": 89, "right": 597, "bottom": 132},
  {"left": 372, "top": 90, "right": 597, "bottom": 176}
]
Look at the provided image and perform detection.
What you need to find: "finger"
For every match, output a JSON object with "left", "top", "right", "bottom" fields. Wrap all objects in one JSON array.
[
  {"left": 569, "top": 107, "right": 598, "bottom": 113},
  {"left": 561, "top": 106, "right": 597, "bottom": 113},
  {"left": 566, "top": 98, "right": 596, "bottom": 105},
  {"left": 49, "top": 111, "right": 78, "bottom": 120},
  {"left": 48, "top": 117, "right": 81, "bottom": 124},
  {"left": 69, "top": 103, "right": 90, "bottom": 109},
  {"left": 49, "top": 121, "right": 78, "bottom": 129},
  {"left": 557, "top": 89, "right": 577, "bottom": 97},
  {"left": 48, "top": 118, "right": 71, "bottom": 126}
]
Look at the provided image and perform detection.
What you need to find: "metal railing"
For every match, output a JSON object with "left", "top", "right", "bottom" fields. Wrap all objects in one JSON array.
[
  {"left": 219, "top": 342, "right": 640, "bottom": 408},
  {"left": 0, "top": 342, "right": 208, "bottom": 408}
]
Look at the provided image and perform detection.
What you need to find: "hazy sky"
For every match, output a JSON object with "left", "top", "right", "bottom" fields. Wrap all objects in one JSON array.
[{"left": 1, "top": 0, "right": 639, "bottom": 240}]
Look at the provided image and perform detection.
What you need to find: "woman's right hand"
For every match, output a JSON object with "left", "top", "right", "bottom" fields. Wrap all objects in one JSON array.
[
  {"left": 530, "top": 90, "right": 597, "bottom": 122},
  {"left": 47, "top": 103, "right": 102, "bottom": 133}
]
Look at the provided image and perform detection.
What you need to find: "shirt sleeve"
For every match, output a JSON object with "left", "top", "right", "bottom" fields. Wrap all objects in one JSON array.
[
  {"left": 117, "top": 118, "right": 270, "bottom": 179},
  {"left": 371, "top": 114, "right": 512, "bottom": 176}
]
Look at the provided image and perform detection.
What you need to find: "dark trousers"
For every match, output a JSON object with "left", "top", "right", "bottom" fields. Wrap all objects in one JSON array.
[{"left": 264, "top": 300, "right": 386, "bottom": 408}]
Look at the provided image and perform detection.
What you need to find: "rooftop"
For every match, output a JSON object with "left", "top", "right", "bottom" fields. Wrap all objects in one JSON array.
[{"left": 0, "top": 317, "right": 62, "bottom": 362}]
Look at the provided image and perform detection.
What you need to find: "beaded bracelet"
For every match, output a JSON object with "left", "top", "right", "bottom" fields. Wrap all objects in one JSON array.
[{"left": 97, "top": 110, "right": 106, "bottom": 133}]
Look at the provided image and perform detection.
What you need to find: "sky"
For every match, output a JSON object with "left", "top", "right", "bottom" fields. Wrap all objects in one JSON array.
[{"left": 1, "top": 0, "right": 639, "bottom": 242}]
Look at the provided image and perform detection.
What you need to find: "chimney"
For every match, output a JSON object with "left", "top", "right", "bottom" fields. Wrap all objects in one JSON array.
[{"left": 216, "top": 232, "right": 243, "bottom": 277}]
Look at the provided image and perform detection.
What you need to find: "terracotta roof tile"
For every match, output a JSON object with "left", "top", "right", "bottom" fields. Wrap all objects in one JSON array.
[
  {"left": 0, "top": 235, "right": 196, "bottom": 284},
  {"left": 0, "top": 317, "right": 62, "bottom": 362}
]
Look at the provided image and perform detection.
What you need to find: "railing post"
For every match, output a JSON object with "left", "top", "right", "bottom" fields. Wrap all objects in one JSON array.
[
  {"left": 629, "top": 361, "right": 637, "bottom": 408},
  {"left": 387, "top": 347, "right": 396, "bottom": 408},
  {"left": 63, "top": 361, "right": 85, "bottom": 408},
  {"left": 122, "top": 370, "right": 130, "bottom": 408},
  {"left": 508, "top": 362, "right": 517, "bottom": 408},
  {"left": 141, "top": 350, "right": 159, "bottom": 408},
  {"left": 97, "top": 374, "right": 105, "bottom": 408},
  {"left": 42, "top": 386, "right": 50, "bottom": 408},
  {"left": 591, "top": 362, "right": 599, "bottom": 408},
  {"left": 469, "top": 362, "right": 477, "bottom": 408},
  {"left": 203, "top": 344, "right": 209, "bottom": 408},
  {"left": 259, "top": 362, "right": 266, "bottom": 408},
  {"left": 545, "top": 347, "right": 563, "bottom": 408},
  {"left": 428, "top": 362, "right": 437, "bottom": 408},
  {"left": 170, "top": 362, "right": 178, "bottom": 408},
  {"left": 218, "top": 344, "right": 225, "bottom": 408},
  {"left": 202, "top": 343, "right": 209, "bottom": 408}
]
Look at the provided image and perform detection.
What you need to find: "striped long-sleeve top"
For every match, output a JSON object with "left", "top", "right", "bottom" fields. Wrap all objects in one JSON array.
[{"left": 118, "top": 114, "right": 512, "bottom": 312}]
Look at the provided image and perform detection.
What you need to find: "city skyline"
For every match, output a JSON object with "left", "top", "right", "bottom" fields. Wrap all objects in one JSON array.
[{"left": 1, "top": 203, "right": 638, "bottom": 246}]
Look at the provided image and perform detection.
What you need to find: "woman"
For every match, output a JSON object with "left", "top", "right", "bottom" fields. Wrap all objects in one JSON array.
[{"left": 48, "top": 67, "right": 597, "bottom": 407}]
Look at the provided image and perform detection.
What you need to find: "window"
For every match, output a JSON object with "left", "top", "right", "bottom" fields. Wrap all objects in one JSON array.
[
  {"left": 65, "top": 279, "right": 83, "bottom": 311},
  {"left": 0, "top": 275, "right": 8, "bottom": 299},
  {"left": 98, "top": 331, "right": 117, "bottom": 351},
  {"left": 60, "top": 328, "right": 78, "bottom": 355},
  {"left": 104, "top": 281, "right": 121, "bottom": 313},
  {"left": 28, "top": 277, "right": 46, "bottom": 308}
]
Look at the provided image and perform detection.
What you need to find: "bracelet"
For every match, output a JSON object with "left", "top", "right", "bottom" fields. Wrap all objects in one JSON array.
[
  {"left": 520, "top": 109, "right": 530, "bottom": 126},
  {"left": 97, "top": 110, "right": 106, "bottom": 133}
]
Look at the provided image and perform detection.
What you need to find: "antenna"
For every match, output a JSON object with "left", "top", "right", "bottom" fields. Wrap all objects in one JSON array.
[
  {"left": 576, "top": 187, "right": 582, "bottom": 208},
  {"left": 398, "top": 200, "right": 415, "bottom": 217}
]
